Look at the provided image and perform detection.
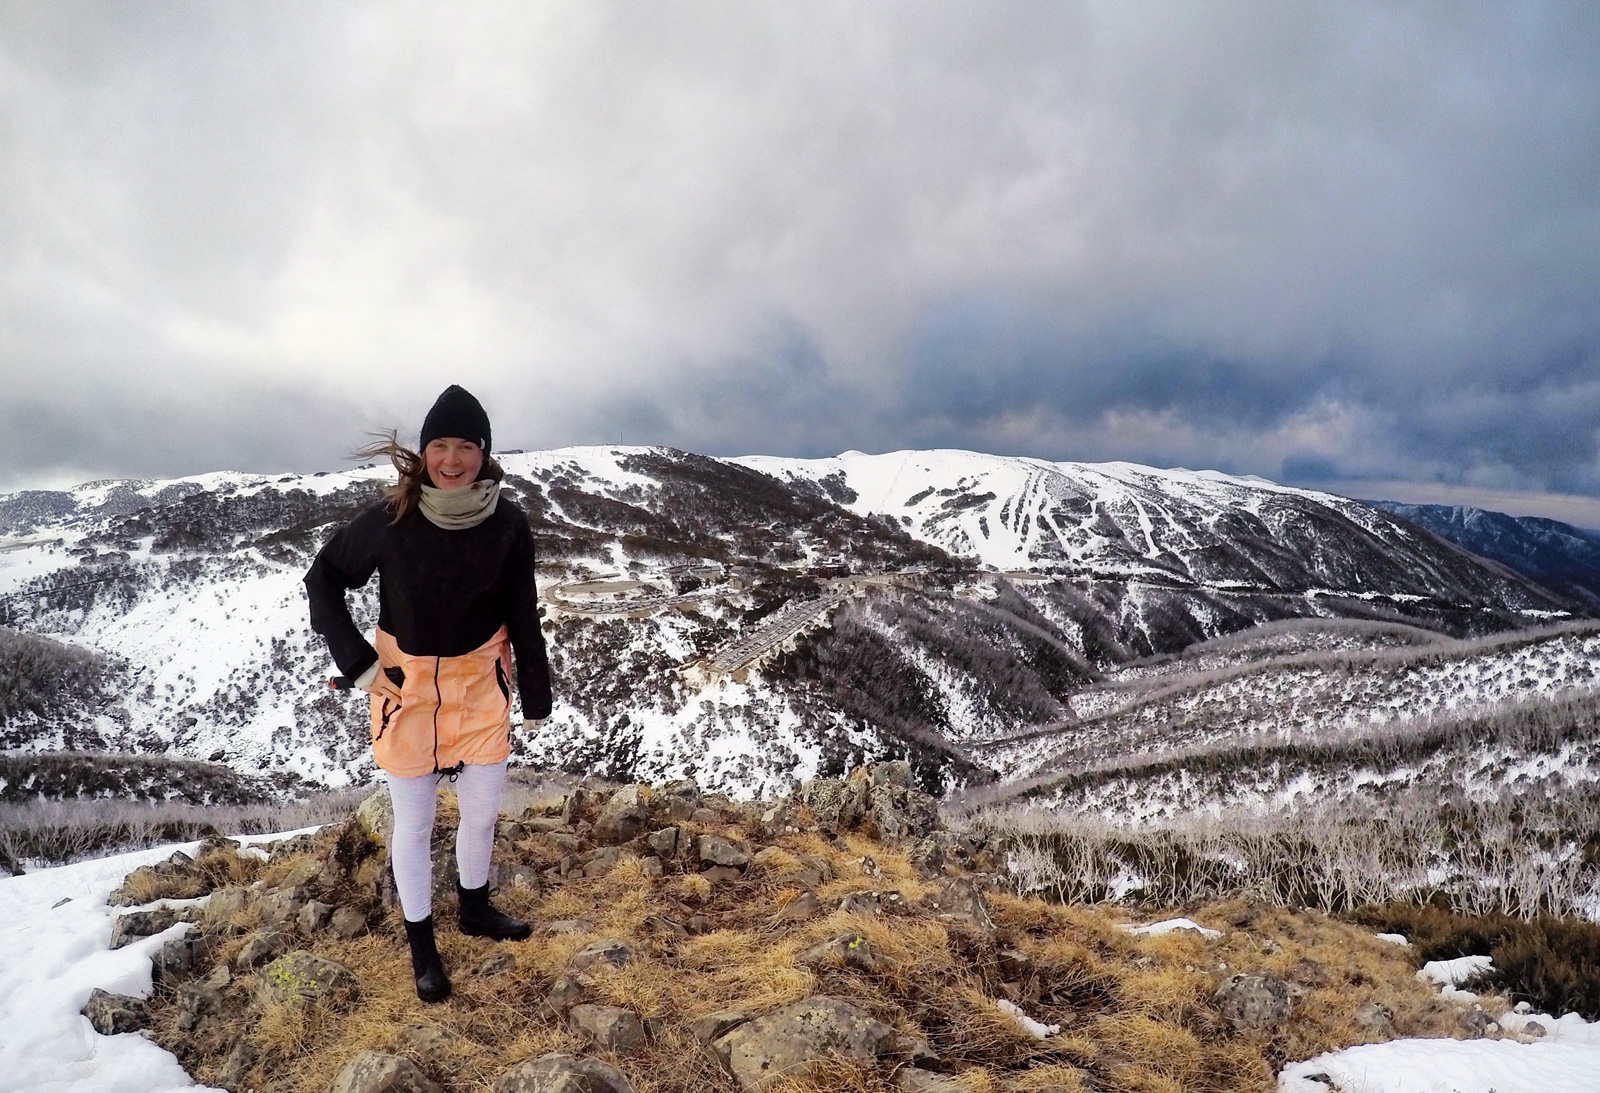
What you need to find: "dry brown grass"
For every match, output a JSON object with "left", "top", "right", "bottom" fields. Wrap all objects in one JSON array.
[{"left": 142, "top": 814, "right": 1481, "bottom": 1093}]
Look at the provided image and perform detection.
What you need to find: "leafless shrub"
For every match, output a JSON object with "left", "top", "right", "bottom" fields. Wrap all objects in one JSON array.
[
  {"left": 963, "top": 785, "right": 1600, "bottom": 920},
  {"left": 0, "top": 789, "right": 369, "bottom": 866}
]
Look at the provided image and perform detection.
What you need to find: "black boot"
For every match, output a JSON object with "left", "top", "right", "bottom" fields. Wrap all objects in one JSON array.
[
  {"left": 403, "top": 915, "right": 451, "bottom": 1003},
  {"left": 457, "top": 881, "right": 531, "bottom": 941}
]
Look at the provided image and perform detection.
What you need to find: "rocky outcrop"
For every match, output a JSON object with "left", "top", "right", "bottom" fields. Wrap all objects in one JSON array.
[
  {"left": 330, "top": 1052, "right": 441, "bottom": 1093},
  {"left": 81, "top": 988, "right": 148, "bottom": 1035},
  {"left": 710, "top": 995, "right": 900, "bottom": 1091},
  {"left": 494, "top": 1053, "right": 636, "bottom": 1093}
]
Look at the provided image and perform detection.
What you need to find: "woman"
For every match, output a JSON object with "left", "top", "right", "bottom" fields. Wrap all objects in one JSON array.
[{"left": 304, "top": 384, "right": 552, "bottom": 1003}]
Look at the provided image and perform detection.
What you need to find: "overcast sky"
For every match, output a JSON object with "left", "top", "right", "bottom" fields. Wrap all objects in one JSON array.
[{"left": 3, "top": 3, "right": 1599, "bottom": 522}]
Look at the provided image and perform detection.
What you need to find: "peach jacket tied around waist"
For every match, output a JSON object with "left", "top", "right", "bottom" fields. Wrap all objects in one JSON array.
[{"left": 369, "top": 624, "right": 514, "bottom": 777}]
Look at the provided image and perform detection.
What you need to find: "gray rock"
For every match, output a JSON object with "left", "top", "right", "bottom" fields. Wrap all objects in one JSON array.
[
  {"left": 1354, "top": 1001, "right": 1394, "bottom": 1038},
  {"left": 217, "top": 1038, "right": 258, "bottom": 1092},
  {"left": 696, "top": 835, "right": 750, "bottom": 869},
  {"left": 655, "top": 778, "right": 703, "bottom": 820},
  {"left": 256, "top": 950, "right": 357, "bottom": 1007},
  {"left": 772, "top": 891, "right": 823, "bottom": 925},
  {"left": 568, "top": 938, "right": 633, "bottom": 973},
  {"left": 796, "top": 933, "right": 880, "bottom": 974},
  {"left": 235, "top": 929, "right": 293, "bottom": 969},
  {"left": 477, "top": 951, "right": 517, "bottom": 976},
  {"left": 545, "top": 973, "right": 586, "bottom": 1013},
  {"left": 998, "top": 949, "right": 1032, "bottom": 980},
  {"left": 493, "top": 1052, "right": 636, "bottom": 1093},
  {"left": 578, "top": 845, "right": 621, "bottom": 875},
  {"left": 568, "top": 1004, "right": 647, "bottom": 1052},
  {"left": 81, "top": 988, "right": 148, "bottom": 1035},
  {"left": 645, "top": 827, "right": 680, "bottom": 857},
  {"left": 397, "top": 1021, "right": 456, "bottom": 1054},
  {"left": 593, "top": 785, "right": 651, "bottom": 844},
  {"left": 297, "top": 899, "right": 335, "bottom": 934},
  {"left": 257, "top": 885, "right": 308, "bottom": 927},
  {"left": 895, "top": 1070, "right": 966, "bottom": 1092},
  {"left": 921, "top": 878, "right": 996, "bottom": 935},
  {"left": 837, "top": 891, "right": 881, "bottom": 917},
  {"left": 711, "top": 996, "right": 899, "bottom": 1091},
  {"left": 110, "top": 907, "right": 183, "bottom": 949},
  {"left": 691, "top": 1009, "right": 750, "bottom": 1044},
  {"left": 1457, "top": 1006, "right": 1497, "bottom": 1038},
  {"left": 206, "top": 885, "right": 251, "bottom": 924},
  {"left": 154, "top": 931, "right": 217, "bottom": 983},
  {"left": 1212, "top": 973, "right": 1293, "bottom": 1032},
  {"left": 329, "top": 1051, "right": 441, "bottom": 1093},
  {"left": 353, "top": 787, "right": 395, "bottom": 845},
  {"left": 329, "top": 906, "right": 369, "bottom": 939},
  {"left": 174, "top": 983, "right": 221, "bottom": 1032}
]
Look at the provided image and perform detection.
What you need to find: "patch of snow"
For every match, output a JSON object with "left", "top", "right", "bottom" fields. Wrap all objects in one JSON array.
[
  {"left": 1280, "top": 1037, "right": 1600, "bottom": 1093},
  {"left": 1419, "top": 954, "right": 1495, "bottom": 989},
  {"left": 1118, "top": 917, "right": 1223, "bottom": 939},
  {"left": 1373, "top": 932, "right": 1410, "bottom": 947},
  {"left": 995, "top": 998, "right": 1060, "bottom": 1039}
]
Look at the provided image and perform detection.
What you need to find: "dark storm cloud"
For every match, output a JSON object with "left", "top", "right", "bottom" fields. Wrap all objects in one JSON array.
[{"left": 2, "top": 2, "right": 1598, "bottom": 515}]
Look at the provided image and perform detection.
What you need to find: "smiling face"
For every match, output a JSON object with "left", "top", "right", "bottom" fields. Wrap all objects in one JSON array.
[{"left": 424, "top": 437, "right": 484, "bottom": 490}]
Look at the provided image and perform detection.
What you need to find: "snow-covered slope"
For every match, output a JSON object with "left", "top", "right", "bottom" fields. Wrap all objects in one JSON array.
[{"left": 0, "top": 446, "right": 1586, "bottom": 800}]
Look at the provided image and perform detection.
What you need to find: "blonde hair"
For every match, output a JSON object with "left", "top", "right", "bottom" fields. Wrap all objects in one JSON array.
[{"left": 353, "top": 429, "right": 503, "bottom": 524}]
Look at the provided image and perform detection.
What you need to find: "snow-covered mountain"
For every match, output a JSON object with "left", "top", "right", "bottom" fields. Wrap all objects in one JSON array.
[
  {"left": 1373, "top": 501, "right": 1600, "bottom": 613},
  {"left": 0, "top": 446, "right": 1585, "bottom": 801}
]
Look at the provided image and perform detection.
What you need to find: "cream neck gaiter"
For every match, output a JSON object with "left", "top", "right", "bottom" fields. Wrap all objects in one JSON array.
[{"left": 418, "top": 477, "right": 500, "bottom": 530}]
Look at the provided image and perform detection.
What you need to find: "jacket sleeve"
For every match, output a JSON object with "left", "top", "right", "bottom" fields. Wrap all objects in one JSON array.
[
  {"left": 303, "top": 504, "right": 386, "bottom": 681},
  {"left": 505, "top": 508, "right": 553, "bottom": 719}
]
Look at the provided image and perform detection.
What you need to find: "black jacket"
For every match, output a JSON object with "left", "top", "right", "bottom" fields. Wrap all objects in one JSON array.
[{"left": 303, "top": 495, "right": 553, "bottom": 719}]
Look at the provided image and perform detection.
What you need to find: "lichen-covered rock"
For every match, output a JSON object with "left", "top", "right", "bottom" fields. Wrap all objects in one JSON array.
[
  {"left": 493, "top": 1052, "right": 636, "bottom": 1093},
  {"left": 109, "top": 907, "right": 186, "bottom": 949},
  {"left": 711, "top": 995, "right": 898, "bottom": 1091},
  {"left": 81, "top": 988, "right": 148, "bottom": 1035},
  {"left": 256, "top": 950, "right": 357, "bottom": 1007},
  {"left": 796, "top": 933, "right": 880, "bottom": 974},
  {"left": 1212, "top": 972, "right": 1292, "bottom": 1032},
  {"left": 353, "top": 788, "right": 395, "bottom": 845},
  {"left": 330, "top": 1051, "right": 441, "bottom": 1093},
  {"left": 568, "top": 1004, "right": 647, "bottom": 1052}
]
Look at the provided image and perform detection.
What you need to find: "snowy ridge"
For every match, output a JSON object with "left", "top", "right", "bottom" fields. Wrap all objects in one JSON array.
[{"left": 0, "top": 445, "right": 1589, "bottom": 799}]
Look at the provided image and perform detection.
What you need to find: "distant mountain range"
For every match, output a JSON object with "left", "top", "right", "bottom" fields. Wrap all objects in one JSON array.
[
  {"left": 1371, "top": 502, "right": 1600, "bottom": 613},
  {"left": 0, "top": 447, "right": 1586, "bottom": 799}
]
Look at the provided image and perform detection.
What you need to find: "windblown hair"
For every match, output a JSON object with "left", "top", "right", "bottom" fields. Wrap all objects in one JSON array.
[{"left": 353, "top": 430, "right": 504, "bottom": 524}]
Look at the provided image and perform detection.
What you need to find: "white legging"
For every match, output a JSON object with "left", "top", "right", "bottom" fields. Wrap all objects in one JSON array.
[{"left": 385, "top": 760, "right": 507, "bottom": 923}]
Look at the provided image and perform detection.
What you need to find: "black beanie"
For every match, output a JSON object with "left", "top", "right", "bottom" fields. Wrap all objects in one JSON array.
[{"left": 420, "top": 385, "right": 491, "bottom": 453}]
